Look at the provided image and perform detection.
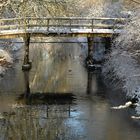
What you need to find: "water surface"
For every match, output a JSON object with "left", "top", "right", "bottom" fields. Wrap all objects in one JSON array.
[{"left": 0, "top": 40, "right": 140, "bottom": 140}]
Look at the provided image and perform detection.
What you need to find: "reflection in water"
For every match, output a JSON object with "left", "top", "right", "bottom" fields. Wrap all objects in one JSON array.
[
  {"left": 18, "top": 92, "right": 76, "bottom": 105},
  {"left": 0, "top": 40, "right": 140, "bottom": 140},
  {"left": 87, "top": 71, "right": 93, "bottom": 94},
  {"left": 23, "top": 71, "right": 30, "bottom": 97}
]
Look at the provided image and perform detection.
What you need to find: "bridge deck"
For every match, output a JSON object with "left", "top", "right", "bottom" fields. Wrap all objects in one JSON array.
[{"left": 0, "top": 28, "right": 122, "bottom": 39}]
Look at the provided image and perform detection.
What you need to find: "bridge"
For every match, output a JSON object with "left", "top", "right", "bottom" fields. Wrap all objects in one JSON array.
[{"left": 0, "top": 17, "right": 126, "bottom": 70}]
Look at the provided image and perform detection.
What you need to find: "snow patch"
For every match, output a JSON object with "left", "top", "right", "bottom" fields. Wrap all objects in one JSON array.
[
  {"left": 111, "top": 101, "right": 132, "bottom": 110},
  {"left": 131, "top": 116, "right": 140, "bottom": 120}
]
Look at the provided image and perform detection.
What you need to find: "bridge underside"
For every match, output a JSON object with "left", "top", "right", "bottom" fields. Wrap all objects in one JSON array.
[{"left": 0, "top": 29, "right": 121, "bottom": 39}]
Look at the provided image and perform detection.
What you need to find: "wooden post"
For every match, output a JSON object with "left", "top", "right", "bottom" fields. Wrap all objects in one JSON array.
[
  {"left": 47, "top": 19, "right": 50, "bottom": 32},
  {"left": 91, "top": 19, "right": 94, "bottom": 32},
  {"left": 86, "top": 37, "right": 94, "bottom": 65},
  {"left": 22, "top": 34, "right": 32, "bottom": 71},
  {"left": 70, "top": 18, "right": 72, "bottom": 32}
]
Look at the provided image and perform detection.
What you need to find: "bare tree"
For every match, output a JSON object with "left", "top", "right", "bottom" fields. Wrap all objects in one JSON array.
[{"left": 103, "top": 9, "right": 140, "bottom": 100}]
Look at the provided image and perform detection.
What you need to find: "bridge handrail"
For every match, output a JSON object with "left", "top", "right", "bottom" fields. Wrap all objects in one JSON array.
[{"left": 0, "top": 17, "right": 127, "bottom": 32}]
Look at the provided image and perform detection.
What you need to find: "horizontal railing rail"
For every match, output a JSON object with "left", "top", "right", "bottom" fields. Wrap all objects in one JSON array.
[{"left": 0, "top": 17, "right": 127, "bottom": 21}]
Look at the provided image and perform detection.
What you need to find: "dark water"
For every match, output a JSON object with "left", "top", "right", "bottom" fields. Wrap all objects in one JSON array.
[{"left": 0, "top": 40, "right": 140, "bottom": 140}]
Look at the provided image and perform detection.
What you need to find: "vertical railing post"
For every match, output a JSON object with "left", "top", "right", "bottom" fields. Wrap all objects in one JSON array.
[
  {"left": 59, "top": 18, "right": 61, "bottom": 31},
  {"left": 92, "top": 19, "right": 94, "bottom": 32},
  {"left": 17, "top": 18, "right": 20, "bottom": 30},
  {"left": 113, "top": 19, "right": 116, "bottom": 31},
  {"left": 27, "top": 17, "right": 30, "bottom": 30},
  {"left": 69, "top": 18, "right": 72, "bottom": 32},
  {"left": 47, "top": 18, "right": 50, "bottom": 32}
]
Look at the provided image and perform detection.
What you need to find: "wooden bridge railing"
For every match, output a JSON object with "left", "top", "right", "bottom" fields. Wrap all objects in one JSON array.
[{"left": 0, "top": 17, "right": 126, "bottom": 32}]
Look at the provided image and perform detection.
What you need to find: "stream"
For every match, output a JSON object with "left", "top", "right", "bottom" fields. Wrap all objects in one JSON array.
[{"left": 0, "top": 39, "right": 140, "bottom": 140}]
